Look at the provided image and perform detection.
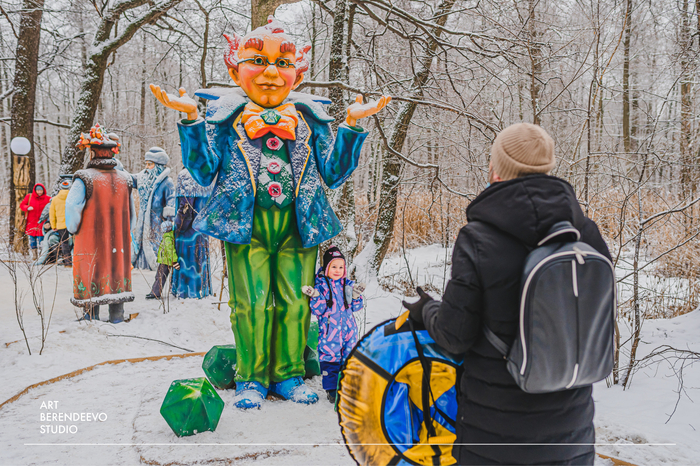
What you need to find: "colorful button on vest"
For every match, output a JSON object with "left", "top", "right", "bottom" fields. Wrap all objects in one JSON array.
[
  {"left": 255, "top": 133, "right": 294, "bottom": 209},
  {"left": 267, "top": 160, "right": 281, "bottom": 174},
  {"left": 266, "top": 136, "right": 282, "bottom": 151}
]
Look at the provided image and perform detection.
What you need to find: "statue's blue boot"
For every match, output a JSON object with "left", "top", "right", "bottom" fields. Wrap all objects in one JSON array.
[
  {"left": 269, "top": 377, "right": 319, "bottom": 405},
  {"left": 233, "top": 381, "right": 268, "bottom": 409}
]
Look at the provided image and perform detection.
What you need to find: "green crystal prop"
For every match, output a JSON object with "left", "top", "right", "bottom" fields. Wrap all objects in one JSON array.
[
  {"left": 202, "top": 345, "right": 237, "bottom": 390},
  {"left": 304, "top": 321, "right": 321, "bottom": 377},
  {"left": 160, "top": 378, "right": 224, "bottom": 437}
]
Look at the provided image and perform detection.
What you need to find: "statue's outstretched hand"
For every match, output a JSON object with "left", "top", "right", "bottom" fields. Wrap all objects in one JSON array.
[
  {"left": 345, "top": 94, "right": 391, "bottom": 127},
  {"left": 150, "top": 85, "right": 198, "bottom": 121}
]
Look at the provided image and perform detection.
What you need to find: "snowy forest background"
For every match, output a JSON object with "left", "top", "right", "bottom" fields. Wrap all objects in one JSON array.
[{"left": 2, "top": 0, "right": 700, "bottom": 412}]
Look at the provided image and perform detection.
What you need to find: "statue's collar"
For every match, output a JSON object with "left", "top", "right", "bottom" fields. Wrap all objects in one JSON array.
[{"left": 195, "top": 87, "right": 334, "bottom": 124}]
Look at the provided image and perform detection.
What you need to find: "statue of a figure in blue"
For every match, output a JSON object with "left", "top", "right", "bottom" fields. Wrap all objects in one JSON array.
[{"left": 150, "top": 16, "right": 390, "bottom": 409}]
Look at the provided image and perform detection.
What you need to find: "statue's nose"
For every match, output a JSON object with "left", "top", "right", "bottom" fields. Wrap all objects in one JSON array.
[{"left": 263, "top": 64, "right": 279, "bottom": 78}]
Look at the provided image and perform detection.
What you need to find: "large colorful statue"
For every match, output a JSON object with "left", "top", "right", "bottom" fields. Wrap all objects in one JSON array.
[
  {"left": 171, "top": 169, "right": 213, "bottom": 299},
  {"left": 65, "top": 125, "right": 135, "bottom": 323},
  {"left": 150, "top": 16, "right": 390, "bottom": 409},
  {"left": 131, "top": 147, "right": 176, "bottom": 271}
]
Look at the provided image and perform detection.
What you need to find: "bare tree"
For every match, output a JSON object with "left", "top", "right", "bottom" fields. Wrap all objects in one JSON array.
[
  {"left": 9, "top": 0, "right": 44, "bottom": 252},
  {"left": 58, "top": 0, "right": 184, "bottom": 178},
  {"left": 366, "top": 0, "right": 458, "bottom": 276},
  {"left": 527, "top": 0, "right": 542, "bottom": 125},
  {"left": 622, "top": 0, "right": 633, "bottom": 155},
  {"left": 679, "top": 0, "right": 694, "bottom": 200},
  {"left": 251, "top": 0, "right": 300, "bottom": 29}
]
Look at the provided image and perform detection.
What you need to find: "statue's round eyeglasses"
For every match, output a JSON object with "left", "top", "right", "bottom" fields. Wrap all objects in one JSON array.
[{"left": 239, "top": 55, "right": 296, "bottom": 69}]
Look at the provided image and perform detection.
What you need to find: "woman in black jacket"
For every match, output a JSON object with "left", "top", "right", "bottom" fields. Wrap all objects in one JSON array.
[{"left": 406, "top": 124, "right": 611, "bottom": 465}]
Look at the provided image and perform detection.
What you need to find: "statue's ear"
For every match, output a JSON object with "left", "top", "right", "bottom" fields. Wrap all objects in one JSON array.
[
  {"left": 228, "top": 68, "right": 242, "bottom": 87},
  {"left": 292, "top": 73, "right": 304, "bottom": 90}
]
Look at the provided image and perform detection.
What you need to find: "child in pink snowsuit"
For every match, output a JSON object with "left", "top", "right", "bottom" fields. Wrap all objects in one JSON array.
[{"left": 302, "top": 246, "right": 364, "bottom": 403}]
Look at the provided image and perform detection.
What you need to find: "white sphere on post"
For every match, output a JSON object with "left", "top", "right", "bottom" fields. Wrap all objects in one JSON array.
[{"left": 10, "top": 137, "right": 31, "bottom": 155}]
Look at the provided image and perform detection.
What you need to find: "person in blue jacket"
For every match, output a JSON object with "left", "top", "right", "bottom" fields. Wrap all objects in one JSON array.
[{"left": 150, "top": 16, "right": 389, "bottom": 409}]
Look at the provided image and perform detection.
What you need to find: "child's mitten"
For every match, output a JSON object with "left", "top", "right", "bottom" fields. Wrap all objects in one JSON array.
[
  {"left": 345, "top": 283, "right": 365, "bottom": 302},
  {"left": 353, "top": 283, "right": 366, "bottom": 299},
  {"left": 302, "top": 285, "right": 320, "bottom": 298}
]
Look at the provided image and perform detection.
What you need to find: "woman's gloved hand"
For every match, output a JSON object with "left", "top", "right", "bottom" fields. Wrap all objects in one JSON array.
[
  {"left": 301, "top": 285, "right": 320, "bottom": 298},
  {"left": 401, "top": 287, "right": 435, "bottom": 325}
]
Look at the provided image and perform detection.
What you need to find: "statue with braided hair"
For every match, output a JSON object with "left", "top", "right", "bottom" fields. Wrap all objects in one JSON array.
[{"left": 150, "top": 16, "right": 390, "bottom": 409}]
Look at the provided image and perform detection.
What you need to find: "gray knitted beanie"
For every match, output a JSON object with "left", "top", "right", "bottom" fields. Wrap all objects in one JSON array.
[
  {"left": 491, "top": 123, "right": 555, "bottom": 181},
  {"left": 145, "top": 147, "right": 170, "bottom": 166}
]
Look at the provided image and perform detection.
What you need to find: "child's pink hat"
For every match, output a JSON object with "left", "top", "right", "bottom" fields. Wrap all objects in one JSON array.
[{"left": 322, "top": 245, "right": 346, "bottom": 278}]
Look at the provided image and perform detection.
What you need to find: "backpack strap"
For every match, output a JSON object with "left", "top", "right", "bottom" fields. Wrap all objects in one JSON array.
[
  {"left": 483, "top": 325, "right": 510, "bottom": 359},
  {"left": 537, "top": 220, "right": 580, "bottom": 246}
]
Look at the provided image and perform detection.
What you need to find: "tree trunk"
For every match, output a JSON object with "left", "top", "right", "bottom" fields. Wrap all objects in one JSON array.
[
  {"left": 622, "top": 0, "right": 633, "bottom": 154},
  {"left": 41, "top": 96, "right": 49, "bottom": 185},
  {"left": 327, "top": 0, "right": 347, "bottom": 125},
  {"left": 200, "top": 7, "right": 209, "bottom": 88},
  {"left": 680, "top": 0, "right": 693, "bottom": 199},
  {"left": 59, "top": 51, "right": 113, "bottom": 175},
  {"left": 344, "top": 4, "right": 356, "bottom": 84},
  {"left": 623, "top": 212, "right": 643, "bottom": 388},
  {"left": 366, "top": 0, "right": 457, "bottom": 276},
  {"left": 195, "top": 0, "right": 210, "bottom": 110},
  {"left": 10, "top": 0, "right": 45, "bottom": 252},
  {"left": 584, "top": 1, "right": 601, "bottom": 213},
  {"left": 1, "top": 61, "right": 10, "bottom": 186},
  {"left": 250, "top": 0, "right": 301, "bottom": 29},
  {"left": 310, "top": 2, "right": 317, "bottom": 88},
  {"left": 324, "top": 0, "right": 361, "bottom": 263},
  {"left": 527, "top": 0, "right": 541, "bottom": 125},
  {"left": 140, "top": 35, "right": 147, "bottom": 157}
]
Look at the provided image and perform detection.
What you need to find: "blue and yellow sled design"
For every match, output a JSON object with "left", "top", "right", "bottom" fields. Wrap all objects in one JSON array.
[{"left": 337, "top": 311, "right": 463, "bottom": 465}]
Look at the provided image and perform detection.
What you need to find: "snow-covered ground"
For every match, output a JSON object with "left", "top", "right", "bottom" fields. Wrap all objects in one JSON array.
[{"left": 1, "top": 246, "right": 698, "bottom": 465}]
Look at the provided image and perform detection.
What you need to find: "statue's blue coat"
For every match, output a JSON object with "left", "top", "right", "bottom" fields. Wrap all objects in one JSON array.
[{"left": 177, "top": 89, "right": 368, "bottom": 248}]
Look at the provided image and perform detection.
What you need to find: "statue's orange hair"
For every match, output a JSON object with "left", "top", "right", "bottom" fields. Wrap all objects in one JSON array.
[{"left": 223, "top": 16, "right": 311, "bottom": 77}]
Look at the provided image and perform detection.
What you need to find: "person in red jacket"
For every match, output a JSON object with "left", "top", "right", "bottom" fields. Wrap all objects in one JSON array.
[{"left": 19, "top": 183, "right": 52, "bottom": 260}]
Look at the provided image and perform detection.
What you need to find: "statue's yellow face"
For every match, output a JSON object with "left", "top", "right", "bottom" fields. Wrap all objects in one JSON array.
[{"left": 229, "top": 36, "right": 304, "bottom": 108}]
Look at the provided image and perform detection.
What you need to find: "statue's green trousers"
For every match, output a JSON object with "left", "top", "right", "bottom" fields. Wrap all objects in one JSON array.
[{"left": 225, "top": 203, "right": 318, "bottom": 388}]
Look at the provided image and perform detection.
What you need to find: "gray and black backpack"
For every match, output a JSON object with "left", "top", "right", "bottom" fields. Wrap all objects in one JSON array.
[{"left": 484, "top": 221, "right": 616, "bottom": 393}]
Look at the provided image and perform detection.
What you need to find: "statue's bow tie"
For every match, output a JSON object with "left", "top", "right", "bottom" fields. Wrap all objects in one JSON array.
[{"left": 241, "top": 102, "right": 299, "bottom": 140}]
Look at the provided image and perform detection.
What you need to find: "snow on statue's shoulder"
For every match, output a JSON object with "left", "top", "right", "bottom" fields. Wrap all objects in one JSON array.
[
  {"left": 196, "top": 87, "right": 247, "bottom": 124},
  {"left": 194, "top": 87, "right": 241, "bottom": 101}
]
